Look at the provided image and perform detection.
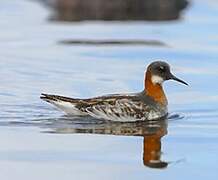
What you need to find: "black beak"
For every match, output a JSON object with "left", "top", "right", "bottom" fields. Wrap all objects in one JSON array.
[{"left": 169, "top": 73, "right": 188, "bottom": 86}]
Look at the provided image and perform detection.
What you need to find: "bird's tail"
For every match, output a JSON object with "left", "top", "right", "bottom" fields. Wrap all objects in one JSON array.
[
  {"left": 40, "top": 93, "right": 86, "bottom": 116},
  {"left": 40, "top": 93, "right": 80, "bottom": 102}
]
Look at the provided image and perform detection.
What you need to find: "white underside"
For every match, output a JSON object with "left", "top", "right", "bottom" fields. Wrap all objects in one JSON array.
[{"left": 48, "top": 100, "right": 87, "bottom": 116}]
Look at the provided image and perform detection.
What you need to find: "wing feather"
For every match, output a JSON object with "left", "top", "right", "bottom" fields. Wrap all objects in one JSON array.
[
  {"left": 80, "top": 98, "right": 151, "bottom": 122},
  {"left": 41, "top": 93, "right": 167, "bottom": 121}
]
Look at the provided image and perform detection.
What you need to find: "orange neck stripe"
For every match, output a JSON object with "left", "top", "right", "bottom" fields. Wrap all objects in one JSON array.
[{"left": 144, "top": 71, "right": 167, "bottom": 105}]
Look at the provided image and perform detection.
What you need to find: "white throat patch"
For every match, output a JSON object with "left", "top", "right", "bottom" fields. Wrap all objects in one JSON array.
[{"left": 151, "top": 75, "right": 164, "bottom": 85}]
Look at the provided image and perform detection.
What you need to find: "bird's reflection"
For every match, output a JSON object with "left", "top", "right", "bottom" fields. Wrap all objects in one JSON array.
[
  {"left": 43, "top": 116, "right": 168, "bottom": 169},
  {"left": 142, "top": 123, "right": 168, "bottom": 169}
]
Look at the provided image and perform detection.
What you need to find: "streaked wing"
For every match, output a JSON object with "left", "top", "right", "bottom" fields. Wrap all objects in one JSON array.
[
  {"left": 77, "top": 97, "right": 153, "bottom": 122},
  {"left": 41, "top": 93, "right": 166, "bottom": 121}
]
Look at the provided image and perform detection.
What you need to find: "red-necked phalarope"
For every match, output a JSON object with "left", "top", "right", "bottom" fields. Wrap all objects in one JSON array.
[{"left": 41, "top": 61, "right": 188, "bottom": 121}]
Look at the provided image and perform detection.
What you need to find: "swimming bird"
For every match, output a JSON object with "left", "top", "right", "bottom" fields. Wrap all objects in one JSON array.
[{"left": 41, "top": 61, "right": 188, "bottom": 121}]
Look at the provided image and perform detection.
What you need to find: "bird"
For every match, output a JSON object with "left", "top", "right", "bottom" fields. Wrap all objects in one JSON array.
[{"left": 40, "top": 61, "right": 188, "bottom": 122}]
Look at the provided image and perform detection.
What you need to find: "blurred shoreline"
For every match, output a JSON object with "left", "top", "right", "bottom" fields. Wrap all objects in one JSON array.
[{"left": 40, "top": 0, "right": 189, "bottom": 21}]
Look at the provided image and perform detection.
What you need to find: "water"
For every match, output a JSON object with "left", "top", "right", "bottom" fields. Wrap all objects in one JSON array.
[{"left": 1, "top": 0, "right": 218, "bottom": 179}]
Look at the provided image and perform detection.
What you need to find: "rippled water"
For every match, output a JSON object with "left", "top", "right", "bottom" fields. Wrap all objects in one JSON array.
[{"left": 1, "top": 0, "right": 218, "bottom": 179}]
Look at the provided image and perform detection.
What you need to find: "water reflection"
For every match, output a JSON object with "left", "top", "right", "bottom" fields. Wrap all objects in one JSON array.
[
  {"left": 59, "top": 39, "right": 167, "bottom": 47},
  {"left": 45, "top": 117, "right": 168, "bottom": 169},
  {"left": 143, "top": 126, "right": 167, "bottom": 168}
]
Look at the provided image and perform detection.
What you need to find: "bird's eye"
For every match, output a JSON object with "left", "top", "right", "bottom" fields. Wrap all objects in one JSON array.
[{"left": 158, "top": 66, "right": 165, "bottom": 72}]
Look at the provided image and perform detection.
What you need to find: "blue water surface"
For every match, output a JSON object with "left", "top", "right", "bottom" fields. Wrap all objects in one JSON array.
[{"left": 0, "top": 0, "right": 218, "bottom": 179}]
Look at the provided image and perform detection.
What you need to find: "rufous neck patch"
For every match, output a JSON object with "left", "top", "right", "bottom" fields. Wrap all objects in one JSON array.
[{"left": 144, "top": 71, "right": 167, "bottom": 106}]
